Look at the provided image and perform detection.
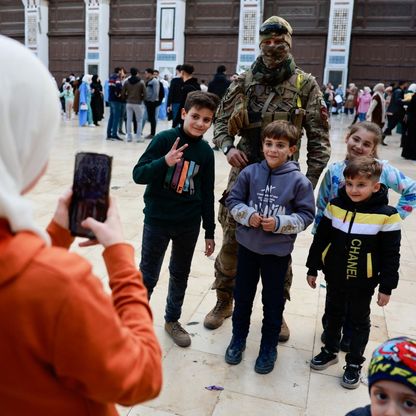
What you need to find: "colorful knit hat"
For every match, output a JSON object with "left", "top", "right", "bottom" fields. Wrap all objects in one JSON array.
[{"left": 368, "top": 337, "right": 416, "bottom": 393}]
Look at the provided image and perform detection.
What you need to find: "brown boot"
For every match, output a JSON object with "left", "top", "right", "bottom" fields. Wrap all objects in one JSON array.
[
  {"left": 278, "top": 317, "right": 290, "bottom": 342},
  {"left": 203, "top": 290, "right": 233, "bottom": 329}
]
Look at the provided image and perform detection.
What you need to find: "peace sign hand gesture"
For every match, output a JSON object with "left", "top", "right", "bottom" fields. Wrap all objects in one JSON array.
[{"left": 165, "top": 138, "right": 188, "bottom": 167}]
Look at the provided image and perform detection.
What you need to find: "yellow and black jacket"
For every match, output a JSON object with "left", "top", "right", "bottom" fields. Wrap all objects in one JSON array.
[{"left": 306, "top": 185, "right": 401, "bottom": 295}]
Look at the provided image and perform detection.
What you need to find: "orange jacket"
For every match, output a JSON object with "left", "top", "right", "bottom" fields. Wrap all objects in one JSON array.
[{"left": 0, "top": 219, "right": 162, "bottom": 415}]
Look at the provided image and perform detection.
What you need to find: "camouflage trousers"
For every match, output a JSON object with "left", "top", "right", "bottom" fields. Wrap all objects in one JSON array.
[{"left": 213, "top": 166, "right": 293, "bottom": 300}]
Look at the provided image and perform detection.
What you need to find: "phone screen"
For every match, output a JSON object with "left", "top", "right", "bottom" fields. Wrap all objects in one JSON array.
[{"left": 69, "top": 152, "right": 112, "bottom": 238}]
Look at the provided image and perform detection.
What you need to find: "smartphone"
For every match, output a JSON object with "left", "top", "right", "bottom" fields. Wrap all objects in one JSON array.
[{"left": 69, "top": 152, "right": 113, "bottom": 238}]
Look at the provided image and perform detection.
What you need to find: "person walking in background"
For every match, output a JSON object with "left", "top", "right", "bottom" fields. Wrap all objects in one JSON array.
[
  {"left": 167, "top": 65, "right": 184, "bottom": 125},
  {"left": 334, "top": 84, "right": 344, "bottom": 115},
  {"left": 323, "top": 83, "right": 334, "bottom": 116},
  {"left": 172, "top": 64, "right": 201, "bottom": 128},
  {"left": 0, "top": 34, "right": 162, "bottom": 415},
  {"left": 366, "top": 83, "right": 385, "bottom": 129},
  {"left": 153, "top": 69, "right": 168, "bottom": 121},
  {"left": 344, "top": 83, "right": 358, "bottom": 116},
  {"left": 90, "top": 74, "right": 104, "bottom": 126},
  {"left": 72, "top": 77, "right": 80, "bottom": 115},
  {"left": 208, "top": 65, "right": 231, "bottom": 100},
  {"left": 143, "top": 68, "right": 159, "bottom": 139},
  {"left": 383, "top": 80, "right": 408, "bottom": 144},
  {"left": 106, "top": 67, "right": 123, "bottom": 141},
  {"left": 78, "top": 74, "right": 93, "bottom": 127},
  {"left": 401, "top": 83, "right": 416, "bottom": 160},
  {"left": 384, "top": 85, "right": 393, "bottom": 113},
  {"left": 358, "top": 86, "right": 372, "bottom": 122},
  {"left": 350, "top": 89, "right": 363, "bottom": 125},
  {"left": 122, "top": 67, "right": 146, "bottom": 143},
  {"left": 59, "top": 81, "right": 74, "bottom": 121},
  {"left": 118, "top": 67, "right": 127, "bottom": 135},
  {"left": 208, "top": 65, "right": 232, "bottom": 150}
]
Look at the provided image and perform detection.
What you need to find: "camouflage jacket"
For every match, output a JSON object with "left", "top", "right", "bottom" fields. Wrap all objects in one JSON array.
[{"left": 213, "top": 67, "right": 331, "bottom": 187}]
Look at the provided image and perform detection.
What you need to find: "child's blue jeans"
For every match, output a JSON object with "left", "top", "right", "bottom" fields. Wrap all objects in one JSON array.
[
  {"left": 232, "top": 244, "right": 290, "bottom": 348},
  {"left": 140, "top": 223, "right": 200, "bottom": 323}
]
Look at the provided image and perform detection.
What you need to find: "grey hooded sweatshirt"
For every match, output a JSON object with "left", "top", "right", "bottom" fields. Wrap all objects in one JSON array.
[{"left": 226, "top": 160, "right": 315, "bottom": 256}]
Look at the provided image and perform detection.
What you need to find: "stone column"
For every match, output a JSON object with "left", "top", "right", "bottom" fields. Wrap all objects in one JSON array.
[
  {"left": 154, "top": 0, "right": 186, "bottom": 78},
  {"left": 22, "top": 0, "right": 49, "bottom": 67},
  {"left": 323, "top": 0, "right": 355, "bottom": 91},
  {"left": 84, "top": 0, "right": 110, "bottom": 83},
  {"left": 236, "top": 0, "right": 263, "bottom": 73}
]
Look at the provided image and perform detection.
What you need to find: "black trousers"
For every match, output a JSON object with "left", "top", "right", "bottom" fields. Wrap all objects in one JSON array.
[
  {"left": 232, "top": 245, "right": 290, "bottom": 348},
  {"left": 324, "top": 281, "right": 374, "bottom": 365},
  {"left": 384, "top": 112, "right": 403, "bottom": 135},
  {"left": 145, "top": 101, "right": 157, "bottom": 135}
]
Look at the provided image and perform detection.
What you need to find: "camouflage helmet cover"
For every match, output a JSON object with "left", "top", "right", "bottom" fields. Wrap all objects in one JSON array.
[{"left": 259, "top": 16, "right": 293, "bottom": 48}]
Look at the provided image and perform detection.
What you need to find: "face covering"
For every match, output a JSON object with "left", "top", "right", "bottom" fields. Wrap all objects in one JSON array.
[{"left": 260, "top": 42, "right": 290, "bottom": 68}]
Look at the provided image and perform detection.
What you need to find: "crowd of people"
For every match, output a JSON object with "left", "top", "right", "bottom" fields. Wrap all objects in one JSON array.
[
  {"left": 322, "top": 80, "right": 416, "bottom": 160},
  {"left": 59, "top": 63, "right": 239, "bottom": 145},
  {"left": 1, "top": 12, "right": 416, "bottom": 416}
]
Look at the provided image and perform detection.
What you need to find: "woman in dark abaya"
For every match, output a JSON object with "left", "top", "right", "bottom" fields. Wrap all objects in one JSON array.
[
  {"left": 90, "top": 75, "right": 104, "bottom": 126},
  {"left": 401, "top": 83, "right": 416, "bottom": 160}
]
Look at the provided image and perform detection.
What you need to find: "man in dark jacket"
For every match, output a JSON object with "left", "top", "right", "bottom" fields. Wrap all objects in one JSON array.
[
  {"left": 172, "top": 64, "right": 201, "bottom": 128},
  {"left": 383, "top": 80, "right": 408, "bottom": 144},
  {"left": 208, "top": 65, "right": 231, "bottom": 99},
  {"left": 143, "top": 68, "right": 160, "bottom": 139},
  {"left": 106, "top": 67, "right": 123, "bottom": 140},
  {"left": 167, "top": 65, "right": 183, "bottom": 125}
]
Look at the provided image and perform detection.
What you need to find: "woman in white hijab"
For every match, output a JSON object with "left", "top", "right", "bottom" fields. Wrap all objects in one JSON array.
[
  {"left": 0, "top": 35, "right": 161, "bottom": 415},
  {"left": 78, "top": 73, "right": 93, "bottom": 126}
]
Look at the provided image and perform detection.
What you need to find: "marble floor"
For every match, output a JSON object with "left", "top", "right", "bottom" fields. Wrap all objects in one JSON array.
[{"left": 29, "top": 113, "right": 416, "bottom": 416}]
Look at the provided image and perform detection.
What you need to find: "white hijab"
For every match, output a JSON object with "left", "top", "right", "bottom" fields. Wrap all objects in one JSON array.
[{"left": 0, "top": 35, "right": 60, "bottom": 243}]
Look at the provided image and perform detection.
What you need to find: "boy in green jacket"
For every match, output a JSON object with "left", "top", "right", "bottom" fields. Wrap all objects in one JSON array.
[{"left": 133, "top": 91, "right": 219, "bottom": 347}]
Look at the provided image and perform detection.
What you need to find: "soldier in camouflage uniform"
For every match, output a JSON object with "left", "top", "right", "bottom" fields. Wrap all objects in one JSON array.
[{"left": 203, "top": 16, "right": 331, "bottom": 339}]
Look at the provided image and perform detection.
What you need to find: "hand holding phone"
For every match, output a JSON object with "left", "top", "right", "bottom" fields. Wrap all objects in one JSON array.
[
  {"left": 69, "top": 152, "right": 112, "bottom": 238},
  {"left": 80, "top": 197, "right": 124, "bottom": 248},
  {"left": 52, "top": 188, "right": 72, "bottom": 230}
]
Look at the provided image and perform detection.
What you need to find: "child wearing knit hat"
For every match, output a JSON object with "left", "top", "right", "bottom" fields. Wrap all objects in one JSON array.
[{"left": 346, "top": 337, "right": 416, "bottom": 416}]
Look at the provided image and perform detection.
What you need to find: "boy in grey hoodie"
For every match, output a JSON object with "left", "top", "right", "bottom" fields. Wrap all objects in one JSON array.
[{"left": 224, "top": 120, "right": 315, "bottom": 374}]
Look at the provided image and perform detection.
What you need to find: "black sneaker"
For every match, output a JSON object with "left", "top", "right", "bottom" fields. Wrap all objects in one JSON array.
[
  {"left": 225, "top": 337, "right": 246, "bottom": 365},
  {"left": 310, "top": 348, "right": 338, "bottom": 370},
  {"left": 341, "top": 363, "right": 362, "bottom": 389},
  {"left": 254, "top": 345, "right": 277, "bottom": 374},
  {"left": 112, "top": 135, "right": 124, "bottom": 141}
]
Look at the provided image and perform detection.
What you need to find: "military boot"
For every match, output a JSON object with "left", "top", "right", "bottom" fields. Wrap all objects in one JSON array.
[
  {"left": 278, "top": 316, "right": 290, "bottom": 342},
  {"left": 203, "top": 290, "right": 233, "bottom": 330}
]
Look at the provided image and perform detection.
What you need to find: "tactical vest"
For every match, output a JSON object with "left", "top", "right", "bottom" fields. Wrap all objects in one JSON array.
[{"left": 238, "top": 69, "right": 311, "bottom": 163}]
